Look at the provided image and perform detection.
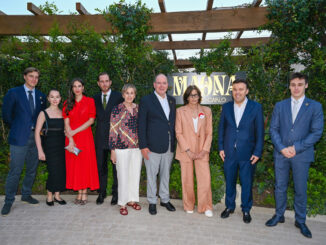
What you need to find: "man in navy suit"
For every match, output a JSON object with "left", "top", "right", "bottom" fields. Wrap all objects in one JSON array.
[
  {"left": 93, "top": 72, "right": 123, "bottom": 205},
  {"left": 266, "top": 73, "right": 324, "bottom": 238},
  {"left": 218, "top": 79, "right": 264, "bottom": 223},
  {"left": 1, "top": 67, "right": 46, "bottom": 216},
  {"left": 138, "top": 74, "right": 176, "bottom": 215}
]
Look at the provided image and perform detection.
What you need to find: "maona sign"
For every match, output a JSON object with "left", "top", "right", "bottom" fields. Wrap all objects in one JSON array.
[{"left": 167, "top": 72, "right": 246, "bottom": 105}]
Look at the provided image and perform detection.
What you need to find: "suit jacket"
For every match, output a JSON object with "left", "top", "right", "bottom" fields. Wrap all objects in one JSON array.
[
  {"left": 138, "top": 92, "right": 176, "bottom": 153},
  {"left": 2, "top": 85, "right": 46, "bottom": 146},
  {"left": 175, "top": 105, "right": 212, "bottom": 162},
  {"left": 93, "top": 91, "right": 123, "bottom": 150},
  {"left": 270, "top": 97, "right": 324, "bottom": 162},
  {"left": 218, "top": 99, "right": 264, "bottom": 161}
]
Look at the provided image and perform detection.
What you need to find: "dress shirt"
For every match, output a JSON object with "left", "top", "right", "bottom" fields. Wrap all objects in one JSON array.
[
  {"left": 291, "top": 95, "right": 305, "bottom": 123},
  {"left": 154, "top": 91, "right": 170, "bottom": 120},
  {"left": 234, "top": 97, "right": 248, "bottom": 127},
  {"left": 23, "top": 84, "right": 35, "bottom": 106},
  {"left": 193, "top": 117, "right": 198, "bottom": 133},
  {"left": 102, "top": 89, "right": 111, "bottom": 105}
]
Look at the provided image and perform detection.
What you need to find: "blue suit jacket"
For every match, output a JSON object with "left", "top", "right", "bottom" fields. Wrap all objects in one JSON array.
[
  {"left": 270, "top": 97, "right": 324, "bottom": 162},
  {"left": 138, "top": 92, "right": 176, "bottom": 153},
  {"left": 2, "top": 85, "right": 46, "bottom": 146},
  {"left": 218, "top": 99, "right": 264, "bottom": 161}
]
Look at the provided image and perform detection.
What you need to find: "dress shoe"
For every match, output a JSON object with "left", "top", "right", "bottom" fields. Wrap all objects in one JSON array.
[
  {"left": 1, "top": 203, "right": 12, "bottom": 216},
  {"left": 220, "top": 208, "right": 234, "bottom": 218},
  {"left": 21, "top": 195, "right": 39, "bottom": 204},
  {"left": 265, "top": 215, "right": 285, "bottom": 227},
  {"left": 96, "top": 194, "right": 105, "bottom": 205},
  {"left": 46, "top": 198, "right": 54, "bottom": 206},
  {"left": 149, "top": 204, "right": 157, "bottom": 215},
  {"left": 160, "top": 201, "right": 176, "bottom": 211},
  {"left": 111, "top": 195, "right": 118, "bottom": 205},
  {"left": 295, "top": 221, "right": 312, "bottom": 238},
  {"left": 54, "top": 197, "right": 66, "bottom": 205},
  {"left": 243, "top": 212, "right": 252, "bottom": 223}
]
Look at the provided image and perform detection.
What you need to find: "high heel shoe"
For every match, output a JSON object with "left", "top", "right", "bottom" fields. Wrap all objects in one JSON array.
[
  {"left": 46, "top": 198, "right": 54, "bottom": 206},
  {"left": 80, "top": 193, "right": 88, "bottom": 205},
  {"left": 54, "top": 197, "right": 67, "bottom": 205}
]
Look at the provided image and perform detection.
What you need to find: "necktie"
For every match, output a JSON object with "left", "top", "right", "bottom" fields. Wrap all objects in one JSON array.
[
  {"left": 103, "top": 94, "right": 107, "bottom": 109},
  {"left": 292, "top": 100, "right": 299, "bottom": 123},
  {"left": 28, "top": 91, "right": 35, "bottom": 115}
]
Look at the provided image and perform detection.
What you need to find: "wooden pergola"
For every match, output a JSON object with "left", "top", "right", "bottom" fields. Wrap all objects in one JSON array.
[{"left": 0, "top": 0, "right": 269, "bottom": 68}]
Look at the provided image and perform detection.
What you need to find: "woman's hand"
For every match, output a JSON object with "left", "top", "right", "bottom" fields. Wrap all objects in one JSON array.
[
  {"left": 67, "top": 139, "right": 75, "bottom": 153},
  {"left": 38, "top": 150, "right": 46, "bottom": 161},
  {"left": 65, "top": 128, "right": 76, "bottom": 138},
  {"left": 196, "top": 150, "right": 208, "bottom": 159},
  {"left": 111, "top": 150, "right": 116, "bottom": 164},
  {"left": 186, "top": 150, "right": 197, "bottom": 160}
]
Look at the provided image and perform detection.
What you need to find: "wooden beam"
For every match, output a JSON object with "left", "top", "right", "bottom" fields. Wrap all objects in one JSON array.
[
  {"left": 175, "top": 59, "right": 193, "bottom": 68},
  {"left": 0, "top": 10, "right": 6, "bottom": 15},
  {"left": 0, "top": 7, "right": 268, "bottom": 35},
  {"left": 202, "top": 0, "right": 214, "bottom": 41},
  {"left": 158, "top": 0, "right": 166, "bottom": 13},
  {"left": 76, "top": 3, "right": 90, "bottom": 15},
  {"left": 151, "top": 37, "right": 270, "bottom": 50},
  {"left": 27, "top": 2, "right": 45, "bottom": 16}
]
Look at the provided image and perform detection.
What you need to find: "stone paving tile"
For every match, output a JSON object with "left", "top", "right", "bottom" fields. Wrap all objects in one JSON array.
[{"left": 0, "top": 195, "right": 325, "bottom": 245}]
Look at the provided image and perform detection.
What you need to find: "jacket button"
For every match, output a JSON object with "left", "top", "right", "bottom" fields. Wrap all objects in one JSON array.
[{"left": 291, "top": 129, "right": 294, "bottom": 132}]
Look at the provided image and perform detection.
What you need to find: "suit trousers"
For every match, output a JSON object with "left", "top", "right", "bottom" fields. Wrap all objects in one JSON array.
[
  {"left": 180, "top": 159, "right": 212, "bottom": 212},
  {"left": 115, "top": 148, "right": 142, "bottom": 206},
  {"left": 95, "top": 148, "right": 118, "bottom": 197},
  {"left": 5, "top": 131, "right": 39, "bottom": 205},
  {"left": 274, "top": 157, "right": 310, "bottom": 223},
  {"left": 145, "top": 148, "right": 174, "bottom": 204},
  {"left": 224, "top": 157, "right": 256, "bottom": 212}
]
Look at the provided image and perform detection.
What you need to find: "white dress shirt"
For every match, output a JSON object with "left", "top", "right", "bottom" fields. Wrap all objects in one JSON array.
[
  {"left": 154, "top": 91, "right": 170, "bottom": 120},
  {"left": 291, "top": 95, "right": 305, "bottom": 123},
  {"left": 193, "top": 117, "right": 198, "bottom": 133},
  {"left": 102, "top": 89, "right": 111, "bottom": 105},
  {"left": 234, "top": 97, "right": 248, "bottom": 127},
  {"left": 23, "top": 84, "right": 35, "bottom": 105}
]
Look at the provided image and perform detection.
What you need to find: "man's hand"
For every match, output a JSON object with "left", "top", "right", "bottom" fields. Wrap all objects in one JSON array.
[
  {"left": 288, "top": 146, "right": 296, "bottom": 157},
  {"left": 250, "top": 155, "right": 260, "bottom": 164},
  {"left": 111, "top": 150, "right": 116, "bottom": 164},
  {"left": 219, "top": 150, "right": 225, "bottom": 162},
  {"left": 280, "top": 147, "right": 295, "bottom": 158},
  {"left": 141, "top": 148, "right": 151, "bottom": 160}
]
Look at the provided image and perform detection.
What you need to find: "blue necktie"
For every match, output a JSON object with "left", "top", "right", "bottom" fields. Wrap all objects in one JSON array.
[{"left": 28, "top": 91, "right": 35, "bottom": 115}]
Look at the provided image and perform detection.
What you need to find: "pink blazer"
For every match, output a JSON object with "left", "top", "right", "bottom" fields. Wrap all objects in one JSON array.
[{"left": 175, "top": 105, "right": 212, "bottom": 162}]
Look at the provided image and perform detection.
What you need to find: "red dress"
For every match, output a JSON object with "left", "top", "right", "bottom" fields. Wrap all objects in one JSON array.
[{"left": 63, "top": 96, "right": 99, "bottom": 191}]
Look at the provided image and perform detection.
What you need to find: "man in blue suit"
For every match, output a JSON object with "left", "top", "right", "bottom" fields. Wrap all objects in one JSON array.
[
  {"left": 1, "top": 67, "right": 46, "bottom": 216},
  {"left": 218, "top": 79, "right": 264, "bottom": 223},
  {"left": 139, "top": 74, "right": 176, "bottom": 215},
  {"left": 266, "top": 73, "right": 324, "bottom": 238}
]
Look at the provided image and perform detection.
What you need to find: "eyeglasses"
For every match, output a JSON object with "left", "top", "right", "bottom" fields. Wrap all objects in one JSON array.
[{"left": 189, "top": 94, "right": 199, "bottom": 98}]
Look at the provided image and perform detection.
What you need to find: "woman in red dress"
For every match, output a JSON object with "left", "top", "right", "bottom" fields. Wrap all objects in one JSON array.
[{"left": 63, "top": 78, "right": 99, "bottom": 204}]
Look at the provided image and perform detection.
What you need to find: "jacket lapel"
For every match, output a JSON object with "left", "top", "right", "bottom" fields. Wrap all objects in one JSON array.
[
  {"left": 152, "top": 93, "right": 168, "bottom": 121},
  {"left": 34, "top": 90, "right": 42, "bottom": 114},
  {"left": 293, "top": 97, "right": 310, "bottom": 126},
  {"left": 229, "top": 102, "right": 237, "bottom": 127},
  {"left": 238, "top": 100, "right": 254, "bottom": 128},
  {"left": 285, "top": 98, "right": 293, "bottom": 125},
  {"left": 197, "top": 105, "right": 205, "bottom": 132},
  {"left": 19, "top": 86, "right": 32, "bottom": 114}
]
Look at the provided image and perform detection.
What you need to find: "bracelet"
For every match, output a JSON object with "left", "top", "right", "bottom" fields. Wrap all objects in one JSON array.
[{"left": 185, "top": 149, "right": 190, "bottom": 152}]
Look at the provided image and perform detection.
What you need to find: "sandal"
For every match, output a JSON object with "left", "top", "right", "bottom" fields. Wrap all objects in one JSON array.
[
  {"left": 120, "top": 206, "right": 128, "bottom": 215},
  {"left": 74, "top": 198, "right": 81, "bottom": 205},
  {"left": 127, "top": 202, "right": 141, "bottom": 210},
  {"left": 80, "top": 193, "right": 88, "bottom": 205}
]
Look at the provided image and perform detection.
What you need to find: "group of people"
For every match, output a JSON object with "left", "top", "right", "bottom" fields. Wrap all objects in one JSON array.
[{"left": 1, "top": 67, "right": 324, "bottom": 239}]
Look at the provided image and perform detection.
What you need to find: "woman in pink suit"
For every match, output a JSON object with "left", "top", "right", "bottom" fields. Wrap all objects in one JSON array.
[{"left": 175, "top": 85, "right": 213, "bottom": 217}]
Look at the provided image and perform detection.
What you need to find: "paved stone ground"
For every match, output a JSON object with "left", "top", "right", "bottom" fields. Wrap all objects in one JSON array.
[{"left": 0, "top": 195, "right": 325, "bottom": 245}]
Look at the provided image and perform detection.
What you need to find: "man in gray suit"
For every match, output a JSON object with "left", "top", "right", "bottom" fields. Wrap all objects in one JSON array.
[{"left": 266, "top": 73, "right": 324, "bottom": 238}]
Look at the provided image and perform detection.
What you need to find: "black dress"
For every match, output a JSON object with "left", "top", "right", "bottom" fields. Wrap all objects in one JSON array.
[{"left": 43, "top": 111, "right": 66, "bottom": 192}]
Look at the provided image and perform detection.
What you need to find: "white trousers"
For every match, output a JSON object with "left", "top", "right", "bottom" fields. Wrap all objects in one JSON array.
[{"left": 115, "top": 148, "right": 142, "bottom": 206}]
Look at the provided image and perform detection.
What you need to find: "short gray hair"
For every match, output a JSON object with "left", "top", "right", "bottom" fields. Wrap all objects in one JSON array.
[{"left": 122, "top": 83, "right": 137, "bottom": 94}]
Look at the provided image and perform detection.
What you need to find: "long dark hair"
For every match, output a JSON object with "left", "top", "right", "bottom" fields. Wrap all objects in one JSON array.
[{"left": 65, "top": 78, "right": 85, "bottom": 115}]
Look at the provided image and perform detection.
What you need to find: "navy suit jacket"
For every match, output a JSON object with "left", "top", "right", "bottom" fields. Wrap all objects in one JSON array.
[
  {"left": 138, "top": 92, "right": 176, "bottom": 153},
  {"left": 2, "top": 85, "right": 46, "bottom": 146},
  {"left": 218, "top": 99, "right": 264, "bottom": 161},
  {"left": 93, "top": 91, "right": 123, "bottom": 150},
  {"left": 270, "top": 97, "right": 324, "bottom": 162}
]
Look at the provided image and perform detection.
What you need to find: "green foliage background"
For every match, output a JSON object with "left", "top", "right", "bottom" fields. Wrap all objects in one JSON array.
[{"left": 0, "top": 0, "right": 325, "bottom": 215}]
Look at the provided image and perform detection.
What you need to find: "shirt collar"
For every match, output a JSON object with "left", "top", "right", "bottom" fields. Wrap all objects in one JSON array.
[
  {"left": 234, "top": 97, "right": 248, "bottom": 108},
  {"left": 24, "top": 84, "right": 35, "bottom": 93},
  {"left": 102, "top": 89, "right": 111, "bottom": 97},
  {"left": 154, "top": 91, "right": 167, "bottom": 101},
  {"left": 291, "top": 95, "right": 305, "bottom": 103}
]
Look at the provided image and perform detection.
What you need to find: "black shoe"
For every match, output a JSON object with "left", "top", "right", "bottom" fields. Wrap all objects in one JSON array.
[
  {"left": 1, "top": 203, "right": 12, "bottom": 216},
  {"left": 96, "top": 194, "right": 105, "bottom": 205},
  {"left": 111, "top": 195, "right": 118, "bottom": 205},
  {"left": 149, "top": 204, "right": 157, "bottom": 215},
  {"left": 54, "top": 197, "right": 66, "bottom": 205},
  {"left": 243, "top": 212, "right": 252, "bottom": 223},
  {"left": 21, "top": 196, "right": 39, "bottom": 204},
  {"left": 46, "top": 199, "right": 54, "bottom": 206},
  {"left": 265, "top": 215, "right": 285, "bottom": 227},
  {"left": 160, "top": 201, "right": 176, "bottom": 211},
  {"left": 220, "top": 208, "right": 234, "bottom": 219},
  {"left": 295, "top": 221, "right": 312, "bottom": 238}
]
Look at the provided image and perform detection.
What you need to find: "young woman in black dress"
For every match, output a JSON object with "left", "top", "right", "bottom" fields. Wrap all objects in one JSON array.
[{"left": 35, "top": 89, "right": 66, "bottom": 206}]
